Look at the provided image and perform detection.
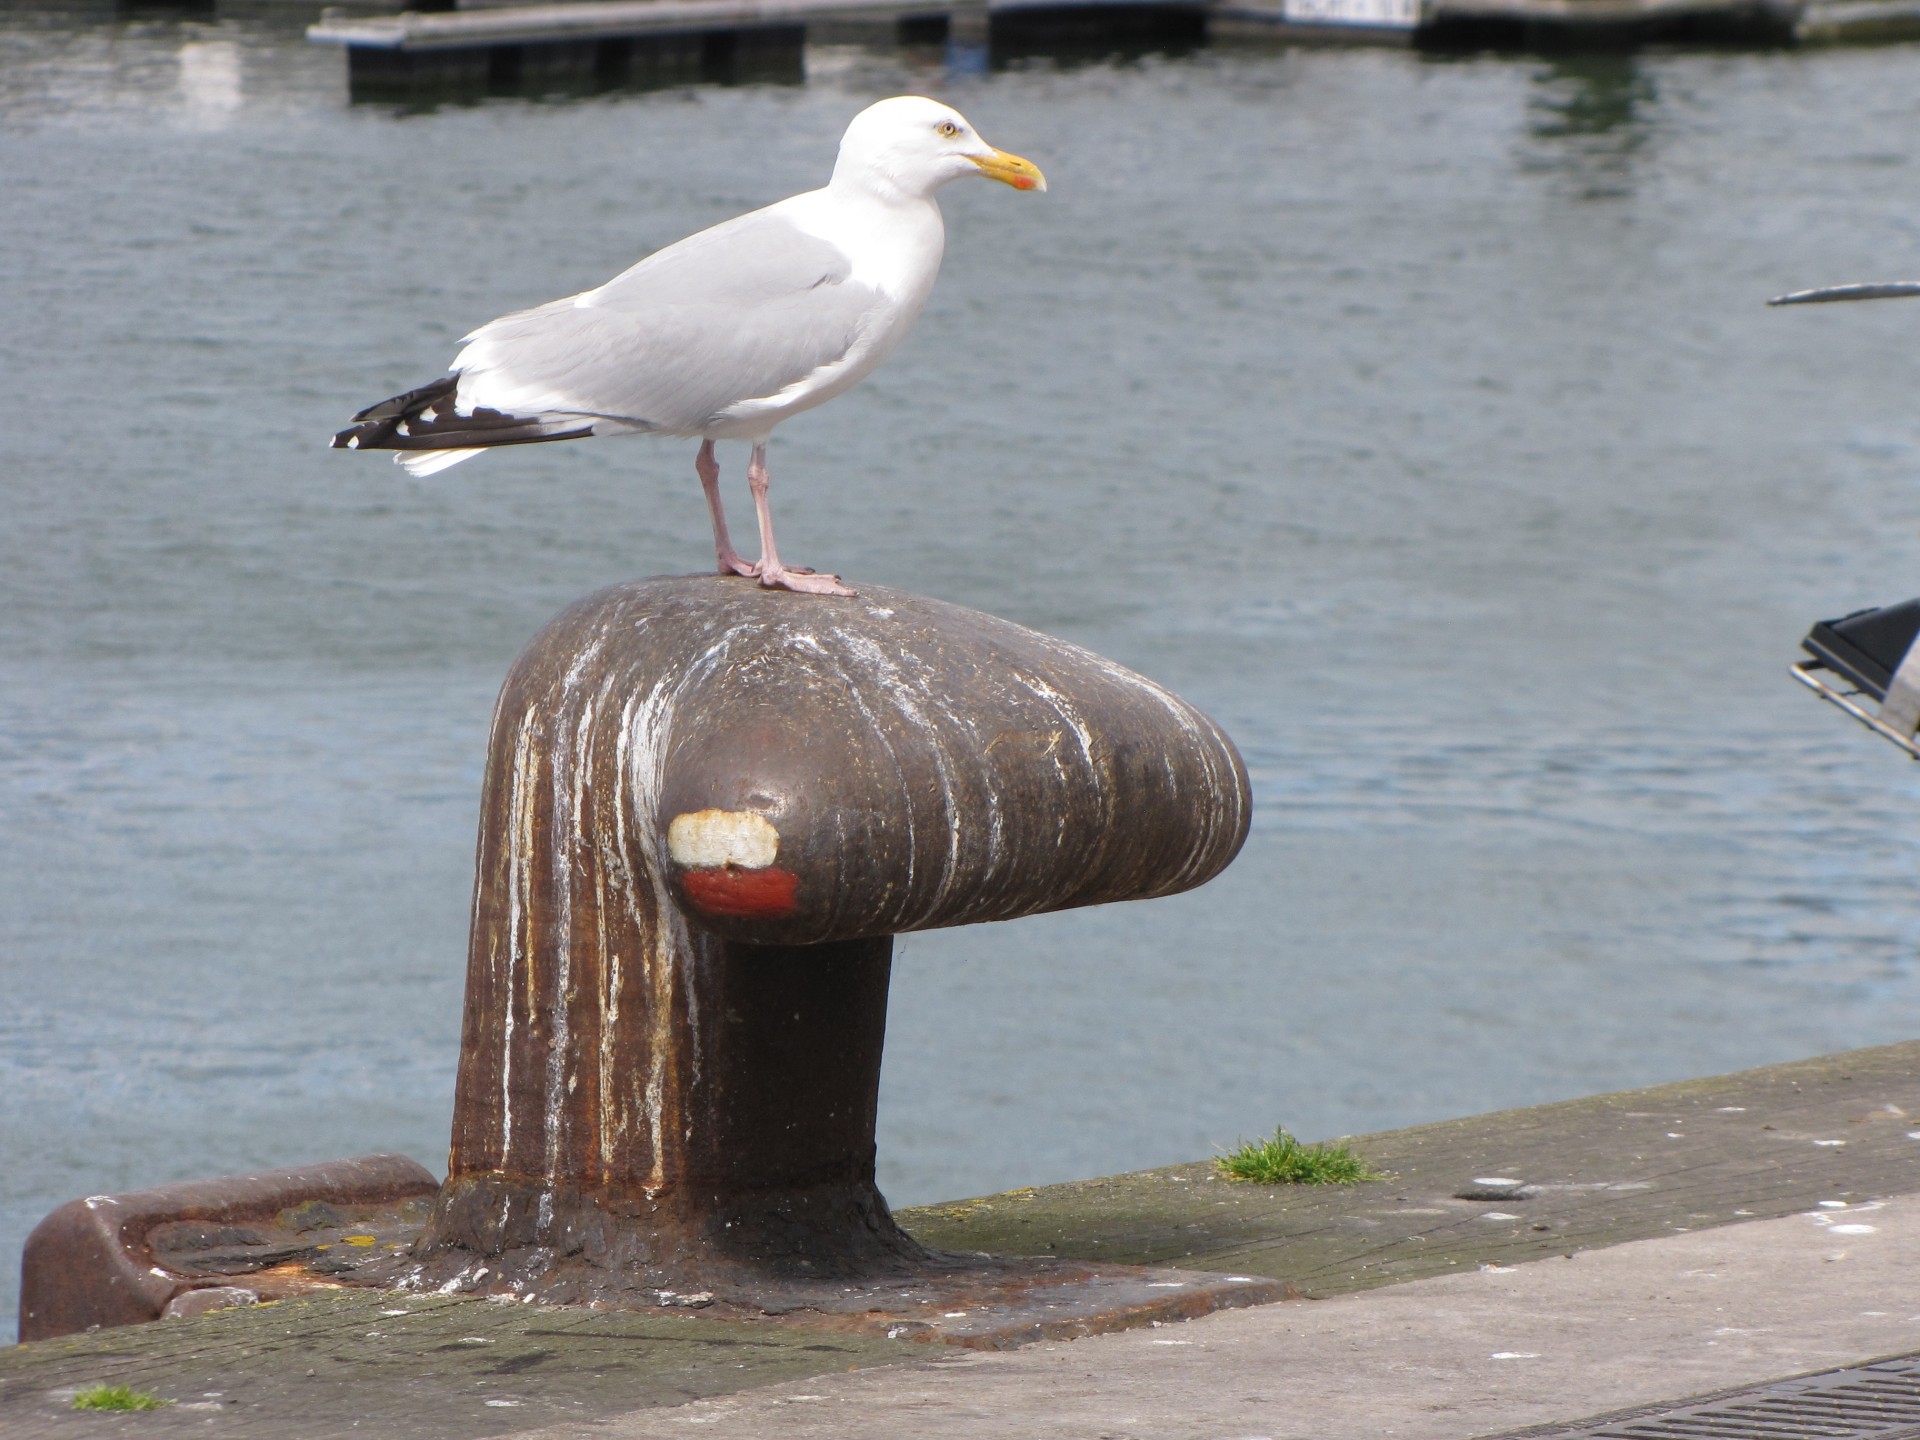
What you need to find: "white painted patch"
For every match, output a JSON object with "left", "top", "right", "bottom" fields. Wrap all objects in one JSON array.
[
  {"left": 667, "top": 809, "right": 779, "bottom": 869},
  {"left": 1480, "top": 1211, "right": 1520, "bottom": 1221},
  {"left": 1819, "top": 1200, "right": 1850, "bottom": 1209},
  {"left": 1717, "top": 1106, "right": 1747, "bottom": 1112},
  {"left": 1474, "top": 1177, "right": 1523, "bottom": 1187},
  {"left": 1491, "top": 1352, "right": 1541, "bottom": 1360},
  {"left": 1831, "top": 1224, "right": 1879, "bottom": 1235},
  {"left": 1814, "top": 1139, "right": 1847, "bottom": 1147},
  {"left": 484, "top": 1399, "right": 522, "bottom": 1408},
  {"left": 1224, "top": 1276, "right": 1256, "bottom": 1283}
]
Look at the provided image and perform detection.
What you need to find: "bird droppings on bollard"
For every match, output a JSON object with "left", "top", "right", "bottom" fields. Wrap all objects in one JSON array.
[{"left": 19, "top": 577, "right": 1270, "bottom": 1348}]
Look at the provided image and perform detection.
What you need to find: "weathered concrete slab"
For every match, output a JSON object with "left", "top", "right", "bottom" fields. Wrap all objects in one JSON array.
[
  {"left": 6, "top": 1040, "right": 1919, "bottom": 1437},
  {"left": 508, "top": 1193, "right": 1920, "bottom": 1440},
  {"left": 900, "top": 1039, "right": 1920, "bottom": 1291},
  {"left": 0, "top": 1291, "right": 898, "bottom": 1439}
]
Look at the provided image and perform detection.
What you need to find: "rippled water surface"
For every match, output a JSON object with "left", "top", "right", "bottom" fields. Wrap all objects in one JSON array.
[{"left": 7, "top": 2, "right": 1920, "bottom": 1342}]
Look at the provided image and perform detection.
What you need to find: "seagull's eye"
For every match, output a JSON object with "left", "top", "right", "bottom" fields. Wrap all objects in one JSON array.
[{"left": 937, "top": 121, "right": 960, "bottom": 138}]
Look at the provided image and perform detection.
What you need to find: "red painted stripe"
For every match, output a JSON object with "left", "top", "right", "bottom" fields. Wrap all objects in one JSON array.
[{"left": 680, "top": 866, "right": 800, "bottom": 920}]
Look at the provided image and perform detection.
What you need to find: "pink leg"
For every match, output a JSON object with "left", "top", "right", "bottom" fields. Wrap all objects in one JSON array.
[
  {"left": 697, "top": 439, "right": 756, "bottom": 578},
  {"left": 748, "top": 443, "right": 852, "bottom": 596}
]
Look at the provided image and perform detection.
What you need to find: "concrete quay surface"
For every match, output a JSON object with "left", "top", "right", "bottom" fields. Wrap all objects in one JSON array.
[
  {"left": 8, "top": 1039, "right": 1920, "bottom": 1437},
  {"left": 520, "top": 1197, "right": 1920, "bottom": 1440}
]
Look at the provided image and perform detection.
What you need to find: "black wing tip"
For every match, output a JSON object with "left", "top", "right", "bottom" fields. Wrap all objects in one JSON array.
[
  {"left": 334, "top": 375, "right": 456, "bottom": 452},
  {"left": 333, "top": 376, "right": 597, "bottom": 455},
  {"left": 350, "top": 374, "right": 459, "bottom": 424}
]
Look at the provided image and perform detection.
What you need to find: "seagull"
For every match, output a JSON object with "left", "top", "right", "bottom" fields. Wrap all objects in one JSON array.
[
  {"left": 1770, "top": 281, "right": 1920, "bottom": 307},
  {"left": 332, "top": 95, "right": 1046, "bottom": 597}
]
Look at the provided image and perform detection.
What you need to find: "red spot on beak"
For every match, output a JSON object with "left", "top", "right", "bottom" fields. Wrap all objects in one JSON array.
[{"left": 680, "top": 865, "right": 800, "bottom": 919}]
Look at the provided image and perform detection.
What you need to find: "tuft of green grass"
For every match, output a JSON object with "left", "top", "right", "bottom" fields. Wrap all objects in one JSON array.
[
  {"left": 71, "top": 1385, "right": 168, "bottom": 1412},
  {"left": 1217, "top": 1128, "right": 1384, "bottom": 1185}
]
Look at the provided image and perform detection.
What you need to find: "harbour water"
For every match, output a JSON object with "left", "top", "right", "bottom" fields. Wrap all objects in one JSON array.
[{"left": 7, "top": 3, "right": 1920, "bottom": 1342}]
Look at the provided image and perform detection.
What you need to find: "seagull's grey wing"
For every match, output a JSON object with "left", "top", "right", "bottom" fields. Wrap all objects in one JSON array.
[{"left": 457, "top": 209, "right": 887, "bottom": 433}]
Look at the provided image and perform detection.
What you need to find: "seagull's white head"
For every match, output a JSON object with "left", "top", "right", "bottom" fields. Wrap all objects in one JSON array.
[{"left": 831, "top": 96, "right": 1047, "bottom": 203}]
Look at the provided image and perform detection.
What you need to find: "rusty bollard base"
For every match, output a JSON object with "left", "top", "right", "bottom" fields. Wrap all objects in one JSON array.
[{"left": 19, "top": 1159, "right": 1290, "bottom": 1350}]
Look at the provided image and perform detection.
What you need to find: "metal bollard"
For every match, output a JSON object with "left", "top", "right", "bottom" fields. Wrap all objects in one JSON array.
[
  {"left": 405, "top": 575, "right": 1250, "bottom": 1310},
  {"left": 19, "top": 575, "right": 1271, "bottom": 1341}
]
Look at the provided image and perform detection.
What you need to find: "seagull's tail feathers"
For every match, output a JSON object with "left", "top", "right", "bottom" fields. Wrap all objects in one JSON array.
[{"left": 331, "top": 374, "right": 598, "bottom": 467}]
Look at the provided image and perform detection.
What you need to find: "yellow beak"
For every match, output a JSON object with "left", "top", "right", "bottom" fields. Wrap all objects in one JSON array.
[{"left": 970, "top": 148, "right": 1048, "bottom": 193}]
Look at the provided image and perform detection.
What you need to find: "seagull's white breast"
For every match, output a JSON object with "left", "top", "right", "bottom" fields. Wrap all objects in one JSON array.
[{"left": 778, "top": 186, "right": 947, "bottom": 308}]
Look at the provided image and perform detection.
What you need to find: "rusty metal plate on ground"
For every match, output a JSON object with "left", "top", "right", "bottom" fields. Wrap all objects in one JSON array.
[
  {"left": 1502, "top": 1351, "right": 1920, "bottom": 1439},
  {"left": 17, "top": 1155, "right": 439, "bottom": 1340}
]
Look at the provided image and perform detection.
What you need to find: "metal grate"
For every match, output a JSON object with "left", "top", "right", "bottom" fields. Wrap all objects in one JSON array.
[{"left": 1516, "top": 1353, "right": 1920, "bottom": 1440}]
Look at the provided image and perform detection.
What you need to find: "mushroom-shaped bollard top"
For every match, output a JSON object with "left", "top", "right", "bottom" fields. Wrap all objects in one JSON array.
[
  {"left": 417, "top": 576, "right": 1248, "bottom": 1305},
  {"left": 640, "top": 583, "right": 1249, "bottom": 943}
]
